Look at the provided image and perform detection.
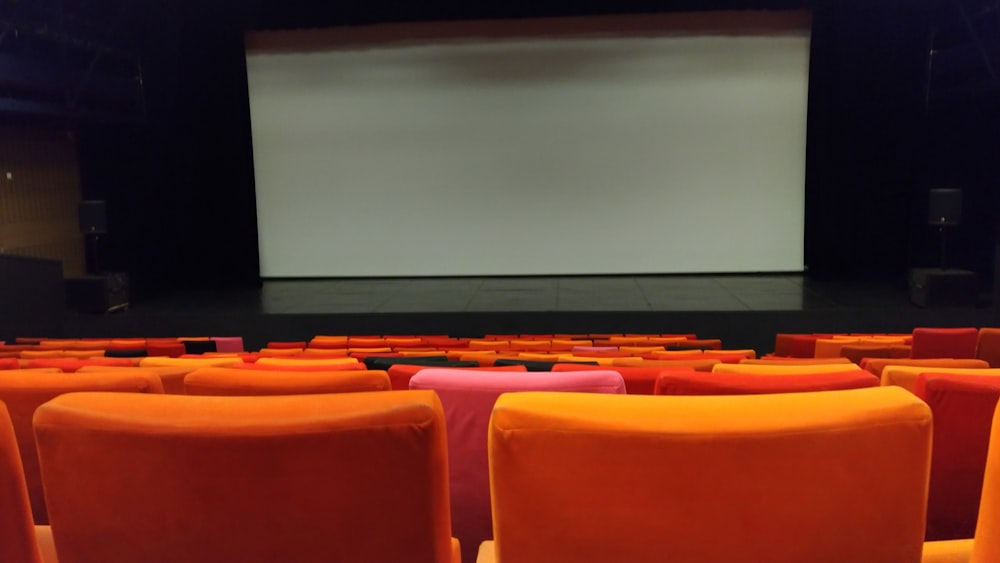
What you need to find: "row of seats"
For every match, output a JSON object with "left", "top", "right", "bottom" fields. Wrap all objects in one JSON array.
[
  {"left": 0, "top": 358, "right": 989, "bottom": 556},
  {"left": 7, "top": 329, "right": 1000, "bottom": 558},
  {"left": 8, "top": 384, "right": 1000, "bottom": 562},
  {"left": 773, "top": 327, "right": 1000, "bottom": 366}
]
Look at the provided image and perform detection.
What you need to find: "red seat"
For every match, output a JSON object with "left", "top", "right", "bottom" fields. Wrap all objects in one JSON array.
[
  {"left": 915, "top": 373, "right": 1000, "bottom": 540},
  {"left": 911, "top": 328, "right": 979, "bottom": 359}
]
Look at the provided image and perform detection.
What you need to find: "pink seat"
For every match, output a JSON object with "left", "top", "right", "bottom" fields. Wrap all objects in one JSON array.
[
  {"left": 210, "top": 337, "right": 244, "bottom": 353},
  {"left": 911, "top": 328, "right": 979, "bottom": 359},
  {"left": 915, "top": 373, "right": 1000, "bottom": 541},
  {"left": 409, "top": 368, "right": 625, "bottom": 563}
]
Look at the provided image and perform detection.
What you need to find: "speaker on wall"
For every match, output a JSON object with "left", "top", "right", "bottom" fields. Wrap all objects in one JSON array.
[
  {"left": 78, "top": 200, "right": 107, "bottom": 234},
  {"left": 927, "top": 189, "right": 962, "bottom": 226}
]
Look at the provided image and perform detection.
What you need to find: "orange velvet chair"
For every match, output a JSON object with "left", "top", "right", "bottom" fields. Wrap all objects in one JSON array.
[
  {"left": 863, "top": 358, "right": 989, "bottom": 378},
  {"left": 915, "top": 373, "right": 1000, "bottom": 541},
  {"left": 654, "top": 370, "right": 879, "bottom": 395},
  {"left": 77, "top": 365, "right": 193, "bottom": 395},
  {"left": 482, "top": 387, "right": 931, "bottom": 563},
  {"left": 911, "top": 327, "right": 979, "bottom": 359},
  {"left": 23, "top": 358, "right": 136, "bottom": 371},
  {"left": 712, "top": 362, "right": 861, "bottom": 375},
  {"left": 35, "top": 391, "right": 460, "bottom": 563},
  {"left": 0, "top": 402, "right": 56, "bottom": 563},
  {"left": 0, "top": 371, "right": 163, "bottom": 525},
  {"left": 922, "top": 401, "right": 1000, "bottom": 562},
  {"left": 183, "top": 367, "right": 391, "bottom": 396}
]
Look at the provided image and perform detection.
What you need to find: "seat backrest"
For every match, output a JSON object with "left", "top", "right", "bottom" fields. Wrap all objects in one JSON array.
[
  {"left": 0, "top": 371, "right": 163, "bottom": 525},
  {"left": 655, "top": 370, "right": 879, "bottom": 395},
  {"left": 387, "top": 364, "right": 527, "bottom": 391},
  {"left": 863, "top": 358, "right": 989, "bottom": 377},
  {"left": 911, "top": 328, "right": 979, "bottom": 359},
  {"left": 183, "top": 367, "right": 391, "bottom": 395},
  {"left": 77, "top": 365, "right": 193, "bottom": 394},
  {"left": 712, "top": 362, "right": 861, "bottom": 375},
  {"left": 971, "top": 402, "right": 1000, "bottom": 562},
  {"left": 139, "top": 357, "right": 240, "bottom": 369},
  {"left": 882, "top": 367, "right": 1000, "bottom": 393},
  {"left": 34, "top": 391, "right": 454, "bottom": 563},
  {"left": 487, "top": 387, "right": 931, "bottom": 563},
  {"left": 976, "top": 328, "right": 1000, "bottom": 368},
  {"left": 409, "top": 369, "right": 625, "bottom": 563},
  {"left": 0, "top": 402, "right": 42, "bottom": 563},
  {"left": 254, "top": 357, "right": 361, "bottom": 368},
  {"left": 915, "top": 373, "right": 1000, "bottom": 541}
]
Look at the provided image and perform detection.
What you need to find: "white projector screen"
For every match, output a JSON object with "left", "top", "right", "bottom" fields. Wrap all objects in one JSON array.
[{"left": 246, "top": 13, "right": 810, "bottom": 277}]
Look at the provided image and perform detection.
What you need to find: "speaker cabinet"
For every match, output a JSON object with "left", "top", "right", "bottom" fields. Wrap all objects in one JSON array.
[
  {"left": 78, "top": 200, "right": 107, "bottom": 234},
  {"left": 65, "top": 273, "right": 129, "bottom": 313},
  {"left": 928, "top": 189, "right": 962, "bottom": 226},
  {"left": 909, "top": 268, "right": 977, "bottom": 307}
]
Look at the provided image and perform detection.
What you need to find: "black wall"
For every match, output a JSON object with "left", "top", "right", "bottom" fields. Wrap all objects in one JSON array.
[{"left": 73, "top": 0, "right": 998, "bottom": 298}]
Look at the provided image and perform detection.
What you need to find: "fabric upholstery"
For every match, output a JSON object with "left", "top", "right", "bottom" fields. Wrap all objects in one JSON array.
[
  {"left": 183, "top": 367, "right": 391, "bottom": 396},
  {"left": 210, "top": 337, "right": 244, "bottom": 353},
  {"left": 921, "top": 539, "right": 974, "bottom": 563},
  {"left": 712, "top": 362, "right": 861, "bottom": 375},
  {"left": 654, "top": 370, "right": 879, "bottom": 395},
  {"left": 976, "top": 329, "right": 1000, "bottom": 368},
  {"left": 915, "top": 374, "right": 1000, "bottom": 541},
  {"left": 34, "top": 391, "right": 457, "bottom": 563},
  {"left": 0, "top": 371, "right": 163, "bottom": 525},
  {"left": 387, "top": 365, "right": 527, "bottom": 391},
  {"left": 77, "top": 365, "right": 193, "bottom": 395},
  {"left": 741, "top": 357, "right": 854, "bottom": 365},
  {"left": 254, "top": 357, "right": 360, "bottom": 368},
  {"left": 23, "top": 358, "right": 135, "bottom": 372},
  {"left": 911, "top": 328, "right": 979, "bottom": 360},
  {"left": 552, "top": 364, "right": 694, "bottom": 395},
  {"left": 410, "top": 369, "right": 625, "bottom": 563},
  {"left": 0, "top": 402, "right": 44, "bottom": 563},
  {"left": 139, "top": 357, "right": 240, "bottom": 369},
  {"left": 882, "top": 367, "right": 1000, "bottom": 393},
  {"left": 863, "top": 358, "right": 989, "bottom": 378},
  {"left": 484, "top": 387, "right": 931, "bottom": 563}
]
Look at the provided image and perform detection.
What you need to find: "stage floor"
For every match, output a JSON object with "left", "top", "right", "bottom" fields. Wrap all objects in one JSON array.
[
  {"left": 134, "top": 274, "right": 929, "bottom": 314},
  {"left": 62, "top": 274, "right": 996, "bottom": 354}
]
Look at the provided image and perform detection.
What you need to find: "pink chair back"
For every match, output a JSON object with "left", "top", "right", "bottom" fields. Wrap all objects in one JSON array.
[{"left": 409, "top": 369, "right": 625, "bottom": 563}]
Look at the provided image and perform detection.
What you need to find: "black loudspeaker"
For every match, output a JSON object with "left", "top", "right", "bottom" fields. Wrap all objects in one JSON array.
[
  {"left": 78, "top": 200, "right": 107, "bottom": 234},
  {"left": 909, "top": 268, "right": 978, "bottom": 307},
  {"left": 928, "top": 189, "right": 962, "bottom": 226},
  {"left": 65, "top": 273, "right": 129, "bottom": 313}
]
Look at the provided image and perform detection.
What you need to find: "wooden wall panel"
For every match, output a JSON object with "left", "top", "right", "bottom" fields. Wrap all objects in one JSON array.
[{"left": 0, "top": 126, "right": 85, "bottom": 277}]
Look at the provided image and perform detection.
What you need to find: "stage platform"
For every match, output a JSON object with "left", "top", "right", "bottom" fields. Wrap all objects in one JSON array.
[{"left": 63, "top": 274, "right": 996, "bottom": 354}]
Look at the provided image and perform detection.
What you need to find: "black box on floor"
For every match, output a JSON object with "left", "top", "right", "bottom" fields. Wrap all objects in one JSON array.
[
  {"left": 66, "top": 273, "right": 130, "bottom": 314},
  {"left": 909, "top": 268, "right": 978, "bottom": 307}
]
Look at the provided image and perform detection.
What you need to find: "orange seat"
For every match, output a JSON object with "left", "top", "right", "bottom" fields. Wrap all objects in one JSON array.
[
  {"left": 35, "top": 391, "right": 460, "bottom": 563},
  {"left": 0, "top": 401, "right": 57, "bottom": 563},
  {"left": 183, "top": 367, "right": 391, "bottom": 396},
  {"left": 482, "top": 388, "right": 931, "bottom": 563},
  {"left": 78, "top": 365, "right": 194, "bottom": 395},
  {"left": 863, "top": 358, "right": 989, "bottom": 378},
  {"left": 0, "top": 371, "right": 163, "bottom": 524}
]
